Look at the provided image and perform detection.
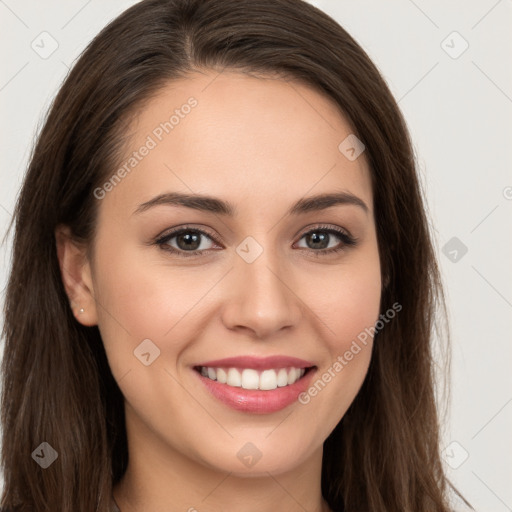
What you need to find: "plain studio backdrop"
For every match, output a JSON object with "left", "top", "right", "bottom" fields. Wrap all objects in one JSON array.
[{"left": 0, "top": 1, "right": 511, "bottom": 510}]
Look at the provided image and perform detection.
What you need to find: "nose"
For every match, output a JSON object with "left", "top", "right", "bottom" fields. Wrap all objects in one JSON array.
[{"left": 220, "top": 246, "right": 302, "bottom": 339}]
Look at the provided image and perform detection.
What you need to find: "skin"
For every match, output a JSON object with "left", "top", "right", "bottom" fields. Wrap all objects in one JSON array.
[{"left": 56, "top": 69, "right": 382, "bottom": 512}]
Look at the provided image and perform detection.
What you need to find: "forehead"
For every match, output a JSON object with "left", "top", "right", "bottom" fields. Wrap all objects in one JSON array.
[{"left": 101, "top": 69, "right": 373, "bottom": 219}]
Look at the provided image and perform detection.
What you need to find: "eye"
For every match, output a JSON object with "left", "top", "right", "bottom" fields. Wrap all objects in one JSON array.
[
  {"left": 294, "top": 225, "right": 358, "bottom": 256},
  {"left": 155, "top": 226, "right": 220, "bottom": 256},
  {"left": 154, "top": 224, "right": 358, "bottom": 258}
]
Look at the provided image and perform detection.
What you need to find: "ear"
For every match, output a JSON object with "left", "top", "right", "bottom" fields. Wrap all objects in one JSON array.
[{"left": 55, "top": 224, "right": 98, "bottom": 326}]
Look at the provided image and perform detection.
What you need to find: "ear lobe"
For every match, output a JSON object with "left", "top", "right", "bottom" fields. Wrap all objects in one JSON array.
[{"left": 55, "top": 225, "right": 98, "bottom": 326}]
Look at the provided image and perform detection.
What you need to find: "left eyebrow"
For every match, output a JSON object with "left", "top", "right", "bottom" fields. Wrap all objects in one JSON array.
[
  {"left": 290, "top": 191, "right": 369, "bottom": 216},
  {"left": 133, "top": 191, "right": 369, "bottom": 217}
]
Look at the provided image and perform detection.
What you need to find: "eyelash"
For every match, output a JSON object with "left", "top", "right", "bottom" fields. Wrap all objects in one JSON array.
[{"left": 154, "top": 224, "right": 358, "bottom": 258}]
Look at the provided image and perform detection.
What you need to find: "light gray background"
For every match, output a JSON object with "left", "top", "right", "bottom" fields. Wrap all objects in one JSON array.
[{"left": 1, "top": 1, "right": 511, "bottom": 510}]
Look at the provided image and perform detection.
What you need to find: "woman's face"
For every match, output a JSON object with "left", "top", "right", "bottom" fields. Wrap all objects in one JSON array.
[{"left": 75, "top": 70, "right": 381, "bottom": 476}]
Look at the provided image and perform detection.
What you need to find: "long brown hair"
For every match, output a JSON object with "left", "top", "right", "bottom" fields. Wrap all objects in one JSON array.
[{"left": 1, "top": 0, "right": 470, "bottom": 510}]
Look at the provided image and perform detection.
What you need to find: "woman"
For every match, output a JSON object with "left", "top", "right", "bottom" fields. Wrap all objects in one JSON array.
[{"left": 0, "top": 0, "right": 471, "bottom": 510}]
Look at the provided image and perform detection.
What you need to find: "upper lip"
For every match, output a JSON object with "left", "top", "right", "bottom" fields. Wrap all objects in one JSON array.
[{"left": 194, "top": 355, "right": 315, "bottom": 370}]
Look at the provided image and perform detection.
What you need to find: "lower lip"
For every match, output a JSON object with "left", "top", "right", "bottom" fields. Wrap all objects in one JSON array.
[{"left": 193, "top": 368, "right": 317, "bottom": 414}]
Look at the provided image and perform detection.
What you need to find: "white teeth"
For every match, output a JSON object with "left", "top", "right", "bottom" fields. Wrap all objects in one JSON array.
[
  {"left": 276, "top": 368, "right": 289, "bottom": 387},
  {"left": 226, "top": 368, "right": 242, "bottom": 387},
  {"left": 199, "top": 366, "right": 308, "bottom": 390},
  {"left": 260, "top": 369, "right": 278, "bottom": 390},
  {"left": 288, "top": 367, "right": 299, "bottom": 383},
  {"left": 216, "top": 368, "right": 227, "bottom": 383},
  {"left": 241, "top": 369, "right": 259, "bottom": 389}
]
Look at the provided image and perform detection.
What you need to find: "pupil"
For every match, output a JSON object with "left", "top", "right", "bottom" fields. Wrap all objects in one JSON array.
[
  {"left": 308, "top": 232, "right": 328, "bottom": 249},
  {"left": 178, "top": 232, "right": 200, "bottom": 250}
]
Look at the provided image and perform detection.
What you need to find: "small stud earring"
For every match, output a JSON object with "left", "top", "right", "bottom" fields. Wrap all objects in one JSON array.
[{"left": 79, "top": 308, "right": 84, "bottom": 314}]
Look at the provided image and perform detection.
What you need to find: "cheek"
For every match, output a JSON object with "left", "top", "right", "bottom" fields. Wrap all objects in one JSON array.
[
  {"left": 297, "top": 259, "right": 381, "bottom": 431},
  {"left": 91, "top": 240, "right": 205, "bottom": 376},
  {"left": 330, "top": 277, "right": 381, "bottom": 347},
  {"left": 309, "top": 253, "right": 382, "bottom": 352},
  {"left": 92, "top": 225, "right": 381, "bottom": 381}
]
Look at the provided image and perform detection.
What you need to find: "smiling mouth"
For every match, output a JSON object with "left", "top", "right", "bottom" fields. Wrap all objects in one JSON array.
[{"left": 193, "top": 365, "right": 316, "bottom": 391}]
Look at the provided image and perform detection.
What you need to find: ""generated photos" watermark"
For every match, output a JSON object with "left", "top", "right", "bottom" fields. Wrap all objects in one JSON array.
[{"left": 298, "top": 301, "right": 402, "bottom": 405}]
